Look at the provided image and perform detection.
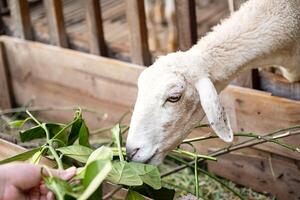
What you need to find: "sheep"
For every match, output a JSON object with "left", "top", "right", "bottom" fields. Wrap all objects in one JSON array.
[{"left": 126, "top": 0, "right": 300, "bottom": 165}]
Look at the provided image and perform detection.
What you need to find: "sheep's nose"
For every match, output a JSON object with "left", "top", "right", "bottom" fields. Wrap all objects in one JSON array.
[{"left": 126, "top": 147, "right": 140, "bottom": 161}]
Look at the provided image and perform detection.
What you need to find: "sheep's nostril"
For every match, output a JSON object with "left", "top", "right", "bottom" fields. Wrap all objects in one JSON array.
[{"left": 127, "top": 147, "right": 140, "bottom": 161}]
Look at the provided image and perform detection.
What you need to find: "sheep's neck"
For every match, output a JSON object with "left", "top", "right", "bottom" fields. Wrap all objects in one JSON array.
[{"left": 188, "top": 0, "right": 298, "bottom": 88}]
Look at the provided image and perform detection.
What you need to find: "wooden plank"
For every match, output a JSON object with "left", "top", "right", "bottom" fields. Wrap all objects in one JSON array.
[
  {"left": 126, "top": 0, "right": 151, "bottom": 66},
  {"left": 0, "top": 36, "right": 142, "bottom": 129},
  {"left": 260, "top": 71, "right": 300, "bottom": 100},
  {"left": 175, "top": 0, "right": 197, "bottom": 51},
  {"left": 0, "top": 42, "right": 12, "bottom": 109},
  {"left": 43, "top": 0, "right": 68, "bottom": 47},
  {"left": 207, "top": 152, "right": 300, "bottom": 200},
  {"left": 220, "top": 85, "right": 300, "bottom": 160},
  {"left": 9, "top": 0, "right": 33, "bottom": 40},
  {"left": 85, "top": 0, "right": 107, "bottom": 56},
  {"left": 1, "top": 36, "right": 300, "bottom": 199}
]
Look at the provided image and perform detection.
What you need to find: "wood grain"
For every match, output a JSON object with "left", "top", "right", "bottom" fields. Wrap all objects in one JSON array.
[
  {"left": 9, "top": 0, "right": 33, "bottom": 40},
  {"left": 175, "top": 0, "right": 197, "bottom": 51},
  {"left": 208, "top": 151, "right": 300, "bottom": 200},
  {"left": 125, "top": 0, "right": 151, "bottom": 66},
  {"left": 0, "top": 42, "right": 12, "bottom": 109},
  {"left": 43, "top": 0, "right": 68, "bottom": 47},
  {"left": 85, "top": 0, "right": 107, "bottom": 56},
  {"left": 1, "top": 36, "right": 300, "bottom": 199}
]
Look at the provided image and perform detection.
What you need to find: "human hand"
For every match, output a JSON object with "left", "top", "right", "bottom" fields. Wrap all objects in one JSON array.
[{"left": 0, "top": 163, "right": 76, "bottom": 200}]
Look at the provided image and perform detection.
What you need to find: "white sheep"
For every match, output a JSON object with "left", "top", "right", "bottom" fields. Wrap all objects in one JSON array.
[{"left": 126, "top": 0, "right": 300, "bottom": 165}]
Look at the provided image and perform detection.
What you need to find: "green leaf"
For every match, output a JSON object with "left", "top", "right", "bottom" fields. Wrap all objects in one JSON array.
[
  {"left": 106, "top": 161, "right": 143, "bottom": 186},
  {"left": 19, "top": 123, "right": 64, "bottom": 142},
  {"left": 78, "top": 160, "right": 112, "bottom": 200},
  {"left": 79, "top": 120, "right": 90, "bottom": 147},
  {"left": 133, "top": 185, "right": 175, "bottom": 200},
  {"left": 87, "top": 146, "right": 113, "bottom": 164},
  {"left": 76, "top": 146, "right": 113, "bottom": 179},
  {"left": 126, "top": 190, "right": 145, "bottom": 200},
  {"left": 0, "top": 148, "right": 40, "bottom": 164},
  {"left": 30, "top": 150, "right": 43, "bottom": 164},
  {"left": 9, "top": 117, "right": 32, "bottom": 128},
  {"left": 68, "top": 118, "right": 82, "bottom": 145},
  {"left": 57, "top": 145, "right": 93, "bottom": 163},
  {"left": 43, "top": 176, "right": 79, "bottom": 200},
  {"left": 111, "top": 124, "right": 124, "bottom": 161},
  {"left": 128, "top": 162, "right": 161, "bottom": 190}
]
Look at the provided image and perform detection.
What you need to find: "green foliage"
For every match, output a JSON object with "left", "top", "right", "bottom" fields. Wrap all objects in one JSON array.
[{"left": 57, "top": 145, "right": 93, "bottom": 163}]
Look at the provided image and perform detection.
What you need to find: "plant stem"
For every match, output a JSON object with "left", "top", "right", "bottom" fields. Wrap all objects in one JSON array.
[
  {"left": 48, "top": 144, "right": 64, "bottom": 170},
  {"left": 167, "top": 155, "right": 245, "bottom": 200},
  {"left": 194, "top": 157, "right": 199, "bottom": 198},
  {"left": 2, "top": 106, "right": 105, "bottom": 117},
  {"left": 102, "top": 185, "right": 123, "bottom": 200},
  {"left": 162, "top": 128, "right": 300, "bottom": 177},
  {"left": 172, "top": 149, "right": 217, "bottom": 161}
]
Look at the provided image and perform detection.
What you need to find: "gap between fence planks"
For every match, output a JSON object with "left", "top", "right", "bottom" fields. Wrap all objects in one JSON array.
[
  {"left": 0, "top": 42, "right": 12, "bottom": 109},
  {"left": 175, "top": 0, "right": 197, "bottom": 51},
  {"left": 126, "top": 0, "right": 151, "bottom": 66},
  {"left": 85, "top": 0, "right": 107, "bottom": 56},
  {"left": 9, "top": 0, "right": 33, "bottom": 40},
  {"left": 43, "top": 0, "right": 68, "bottom": 47}
]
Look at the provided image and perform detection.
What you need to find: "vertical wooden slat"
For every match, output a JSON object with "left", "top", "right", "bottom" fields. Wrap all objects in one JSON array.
[
  {"left": 126, "top": 0, "right": 151, "bottom": 66},
  {"left": 9, "top": 0, "right": 33, "bottom": 40},
  {"left": 175, "top": 0, "right": 197, "bottom": 51},
  {"left": 0, "top": 42, "right": 13, "bottom": 109},
  {"left": 85, "top": 0, "right": 107, "bottom": 56},
  {"left": 43, "top": 0, "right": 68, "bottom": 47}
]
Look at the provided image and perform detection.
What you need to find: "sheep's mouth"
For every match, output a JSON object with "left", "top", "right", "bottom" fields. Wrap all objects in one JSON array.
[{"left": 145, "top": 149, "right": 159, "bottom": 164}]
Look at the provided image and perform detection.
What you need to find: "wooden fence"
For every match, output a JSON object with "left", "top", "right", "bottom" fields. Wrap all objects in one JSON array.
[{"left": 0, "top": 1, "right": 300, "bottom": 199}]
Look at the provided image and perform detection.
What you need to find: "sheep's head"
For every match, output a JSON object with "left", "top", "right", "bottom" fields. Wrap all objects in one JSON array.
[{"left": 126, "top": 52, "right": 233, "bottom": 165}]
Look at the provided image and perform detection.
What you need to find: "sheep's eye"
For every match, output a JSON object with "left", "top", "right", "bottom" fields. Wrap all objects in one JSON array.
[{"left": 167, "top": 95, "right": 182, "bottom": 103}]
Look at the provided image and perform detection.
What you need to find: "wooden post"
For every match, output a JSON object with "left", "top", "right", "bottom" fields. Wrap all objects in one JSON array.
[
  {"left": 85, "top": 0, "right": 107, "bottom": 56},
  {"left": 126, "top": 0, "right": 151, "bottom": 66},
  {"left": 9, "top": 0, "right": 33, "bottom": 40},
  {"left": 0, "top": 42, "right": 13, "bottom": 109},
  {"left": 175, "top": 0, "right": 197, "bottom": 51},
  {"left": 43, "top": 0, "right": 68, "bottom": 47}
]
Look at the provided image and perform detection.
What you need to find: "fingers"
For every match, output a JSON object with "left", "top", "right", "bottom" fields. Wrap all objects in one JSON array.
[
  {"left": 41, "top": 166, "right": 76, "bottom": 180},
  {"left": 48, "top": 166, "right": 76, "bottom": 180},
  {"left": 2, "top": 163, "right": 43, "bottom": 190},
  {"left": 1, "top": 163, "right": 76, "bottom": 192}
]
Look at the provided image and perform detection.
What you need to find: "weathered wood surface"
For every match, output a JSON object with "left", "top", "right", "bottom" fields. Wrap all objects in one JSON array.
[
  {"left": 0, "top": 36, "right": 141, "bottom": 129},
  {"left": 260, "top": 71, "right": 300, "bottom": 100},
  {"left": 9, "top": 0, "right": 33, "bottom": 40},
  {"left": 0, "top": 42, "right": 12, "bottom": 109},
  {"left": 1, "top": 36, "right": 300, "bottom": 199},
  {"left": 85, "top": 0, "right": 107, "bottom": 56},
  {"left": 175, "top": 0, "right": 197, "bottom": 51},
  {"left": 220, "top": 85, "right": 300, "bottom": 160},
  {"left": 125, "top": 0, "right": 151, "bottom": 66},
  {"left": 207, "top": 151, "right": 300, "bottom": 200},
  {"left": 43, "top": 0, "right": 68, "bottom": 47}
]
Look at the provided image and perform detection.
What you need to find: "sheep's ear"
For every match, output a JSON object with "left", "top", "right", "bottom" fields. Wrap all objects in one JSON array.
[{"left": 195, "top": 77, "right": 233, "bottom": 142}]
